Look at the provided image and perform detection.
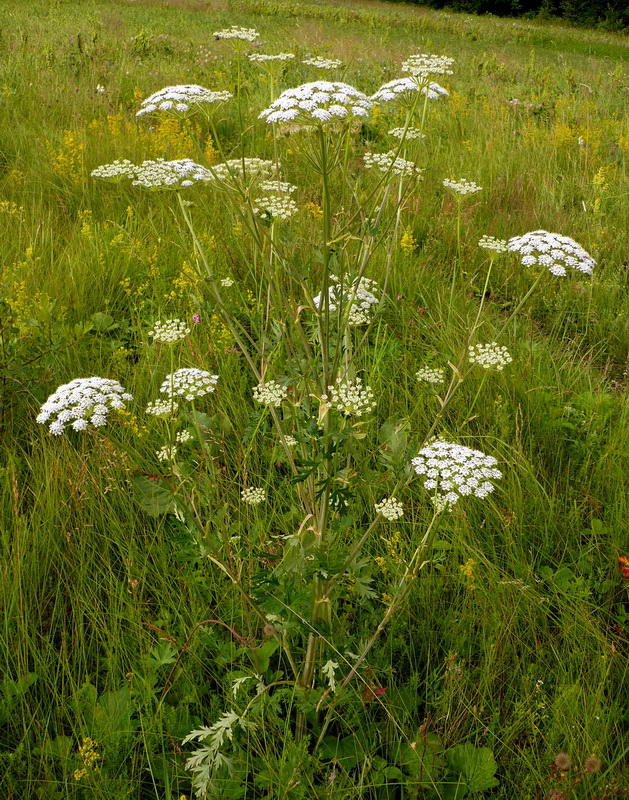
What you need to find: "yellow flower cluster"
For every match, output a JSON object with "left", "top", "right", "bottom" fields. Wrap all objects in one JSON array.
[
  {"left": 400, "top": 227, "right": 417, "bottom": 252},
  {"left": 0, "top": 200, "right": 25, "bottom": 220},
  {"left": 50, "top": 130, "right": 85, "bottom": 183},
  {"left": 73, "top": 737, "right": 101, "bottom": 781},
  {"left": 459, "top": 558, "right": 478, "bottom": 590}
]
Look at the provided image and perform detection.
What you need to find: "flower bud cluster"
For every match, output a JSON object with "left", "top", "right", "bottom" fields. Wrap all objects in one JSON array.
[
  {"left": 253, "top": 195, "right": 298, "bottom": 220},
  {"left": 401, "top": 53, "right": 454, "bottom": 79},
  {"left": 156, "top": 444, "right": 178, "bottom": 462},
  {"left": 468, "top": 342, "right": 512, "bottom": 370},
  {"left": 389, "top": 126, "right": 426, "bottom": 140},
  {"left": 136, "top": 85, "right": 232, "bottom": 117},
  {"left": 90, "top": 159, "right": 136, "bottom": 181},
  {"left": 416, "top": 367, "right": 446, "bottom": 384},
  {"left": 303, "top": 56, "right": 342, "bottom": 69},
  {"left": 507, "top": 230, "right": 595, "bottom": 276},
  {"left": 375, "top": 496, "right": 404, "bottom": 521},
  {"left": 364, "top": 151, "right": 422, "bottom": 177},
  {"left": 160, "top": 368, "right": 218, "bottom": 400},
  {"left": 37, "top": 377, "right": 132, "bottom": 435},
  {"left": 322, "top": 377, "right": 375, "bottom": 417},
  {"left": 149, "top": 318, "right": 191, "bottom": 344},
  {"left": 253, "top": 380, "right": 288, "bottom": 407},
  {"left": 478, "top": 235, "right": 508, "bottom": 253},
  {"left": 213, "top": 26, "right": 259, "bottom": 42},
  {"left": 258, "top": 180, "right": 297, "bottom": 194},
  {"left": 411, "top": 440, "right": 502, "bottom": 505},
  {"left": 313, "top": 275, "right": 380, "bottom": 326},
  {"left": 443, "top": 177, "right": 482, "bottom": 195},
  {"left": 248, "top": 52, "right": 295, "bottom": 63},
  {"left": 208, "top": 158, "right": 274, "bottom": 182},
  {"left": 146, "top": 399, "right": 178, "bottom": 416},
  {"left": 242, "top": 487, "right": 266, "bottom": 504}
]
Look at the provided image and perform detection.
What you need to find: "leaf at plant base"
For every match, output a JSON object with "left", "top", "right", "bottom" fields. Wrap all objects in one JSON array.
[
  {"left": 320, "top": 734, "right": 367, "bottom": 771},
  {"left": 131, "top": 475, "right": 176, "bottom": 516},
  {"left": 446, "top": 743, "right": 499, "bottom": 793},
  {"left": 399, "top": 734, "right": 445, "bottom": 788}
]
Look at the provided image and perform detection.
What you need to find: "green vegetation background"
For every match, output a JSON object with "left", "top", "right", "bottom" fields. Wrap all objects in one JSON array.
[{"left": 0, "top": 0, "right": 627, "bottom": 798}]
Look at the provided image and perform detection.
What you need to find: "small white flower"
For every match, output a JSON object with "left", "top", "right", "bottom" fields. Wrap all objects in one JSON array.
[
  {"left": 37, "top": 377, "right": 132, "bottom": 435},
  {"left": 258, "top": 179, "right": 297, "bottom": 194},
  {"left": 242, "top": 487, "right": 266, "bottom": 504},
  {"left": 90, "top": 159, "right": 136, "bottom": 181},
  {"left": 401, "top": 53, "right": 455, "bottom": 80},
  {"left": 313, "top": 275, "right": 380, "bottom": 326},
  {"left": 149, "top": 318, "right": 191, "bottom": 344},
  {"left": 213, "top": 26, "right": 260, "bottom": 42},
  {"left": 176, "top": 429, "right": 193, "bottom": 443},
  {"left": 375, "top": 496, "right": 404, "bottom": 521},
  {"left": 253, "top": 195, "right": 298, "bottom": 221},
  {"left": 373, "top": 77, "right": 447, "bottom": 103},
  {"left": 322, "top": 377, "right": 375, "bottom": 417},
  {"left": 160, "top": 368, "right": 218, "bottom": 400},
  {"left": 478, "top": 234, "right": 508, "bottom": 253},
  {"left": 248, "top": 52, "right": 295, "bottom": 63},
  {"left": 131, "top": 159, "right": 212, "bottom": 189},
  {"left": 416, "top": 367, "right": 446, "bottom": 385},
  {"left": 364, "top": 151, "right": 422, "bottom": 178},
  {"left": 412, "top": 440, "right": 502, "bottom": 506},
  {"left": 468, "top": 342, "right": 512, "bottom": 371},
  {"left": 156, "top": 444, "right": 178, "bottom": 462},
  {"left": 220, "top": 277, "right": 234, "bottom": 287},
  {"left": 253, "top": 380, "right": 288, "bottom": 408},
  {"left": 146, "top": 398, "right": 178, "bottom": 416},
  {"left": 303, "top": 56, "right": 342, "bottom": 70},
  {"left": 207, "top": 158, "right": 274, "bottom": 184},
  {"left": 95, "top": 84, "right": 106, "bottom": 94},
  {"left": 283, "top": 434, "right": 298, "bottom": 446},
  {"left": 443, "top": 177, "right": 482, "bottom": 196},
  {"left": 388, "top": 126, "right": 426, "bottom": 140},
  {"left": 507, "top": 230, "right": 595, "bottom": 276},
  {"left": 136, "top": 85, "right": 232, "bottom": 117}
]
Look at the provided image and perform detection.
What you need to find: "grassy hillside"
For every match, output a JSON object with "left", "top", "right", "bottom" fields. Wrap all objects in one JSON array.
[{"left": 0, "top": 1, "right": 627, "bottom": 798}]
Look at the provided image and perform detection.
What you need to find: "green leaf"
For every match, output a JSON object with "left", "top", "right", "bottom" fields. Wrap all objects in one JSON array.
[
  {"left": 446, "top": 744, "right": 499, "bottom": 793},
  {"left": 132, "top": 475, "right": 176, "bottom": 517},
  {"left": 252, "top": 639, "right": 279, "bottom": 674},
  {"left": 149, "top": 641, "right": 178, "bottom": 668},
  {"left": 90, "top": 311, "right": 117, "bottom": 332}
]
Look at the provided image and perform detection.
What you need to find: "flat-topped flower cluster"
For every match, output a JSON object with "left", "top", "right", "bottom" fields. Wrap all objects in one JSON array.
[
  {"left": 136, "top": 85, "right": 232, "bottom": 117},
  {"left": 468, "top": 342, "right": 512, "bottom": 370},
  {"left": 322, "top": 377, "right": 375, "bottom": 417},
  {"left": 149, "top": 318, "right": 191, "bottom": 344},
  {"left": 213, "top": 26, "right": 259, "bottom": 42},
  {"left": 160, "top": 369, "right": 218, "bottom": 400},
  {"left": 259, "top": 81, "right": 371, "bottom": 125},
  {"left": 443, "top": 177, "right": 482, "bottom": 196},
  {"left": 37, "top": 377, "right": 132, "bottom": 435},
  {"left": 412, "top": 440, "right": 502, "bottom": 506},
  {"left": 401, "top": 53, "right": 455, "bottom": 79},
  {"left": 253, "top": 380, "right": 288, "bottom": 408},
  {"left": 507, "top": 230, "right": 596, "bottom": 276},
  {"left": 364, "top": 151, "right": 422, "bottom": 177},
  {"left": 416, "top": 367, "right": 446, "bottom": 384}
]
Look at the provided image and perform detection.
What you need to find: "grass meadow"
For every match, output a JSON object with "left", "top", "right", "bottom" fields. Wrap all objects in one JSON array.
[{"left": 0, "top": 0, "right": 628, "bottom": 798}]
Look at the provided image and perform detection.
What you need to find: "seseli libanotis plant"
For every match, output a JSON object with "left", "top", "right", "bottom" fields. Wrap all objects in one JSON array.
[{"left": 74, "top": 44, "right": 600, "bottom": 796}]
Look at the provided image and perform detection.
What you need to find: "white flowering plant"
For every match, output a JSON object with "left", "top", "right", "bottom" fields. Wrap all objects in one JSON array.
[{"left": 52, "top": 31, "right": 606, "bottom": 799}]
